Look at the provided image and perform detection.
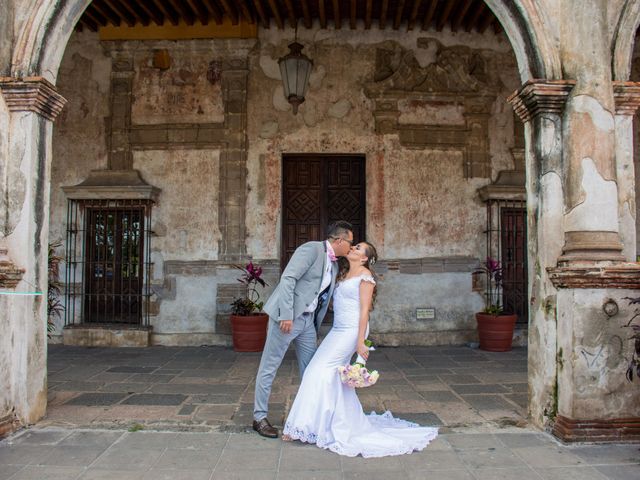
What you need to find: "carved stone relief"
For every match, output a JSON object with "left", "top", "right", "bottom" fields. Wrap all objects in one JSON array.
[{"left": 365, "top": 40, "right": 502, "bottom": 178}]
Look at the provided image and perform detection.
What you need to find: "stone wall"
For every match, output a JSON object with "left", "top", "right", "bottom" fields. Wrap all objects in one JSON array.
[{"left": 49, "top": 27, "right": 521, "bottom": 345}]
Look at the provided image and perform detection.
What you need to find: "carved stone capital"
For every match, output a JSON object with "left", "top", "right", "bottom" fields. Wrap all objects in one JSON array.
[
  {"left": 0, "top": 249, "right": 25, "bottom": 289},
  {"left": 612, "top": 81, "right": 640, "bottom": 115},
  {"left": 0, "top": 76, "right": 67, "bottom": 121},
  {"left": 547, "top": 262, "right": 640, "bottom": 289},
  {"left": 507, "top": 79, "right": 576, "bottom": 123}
]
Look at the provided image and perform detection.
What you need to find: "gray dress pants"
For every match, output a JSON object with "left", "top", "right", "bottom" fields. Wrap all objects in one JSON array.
[{"left": 253, "top": 311, "right": 317, "bottom": 422}]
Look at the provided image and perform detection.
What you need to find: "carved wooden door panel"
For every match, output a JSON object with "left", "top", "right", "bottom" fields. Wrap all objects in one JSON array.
[
  {"left": 282, "top": 155, "right": 366, "bottom": 270},
  {"left": 500, "top": 208, "right": 528, "bottom": 324}
]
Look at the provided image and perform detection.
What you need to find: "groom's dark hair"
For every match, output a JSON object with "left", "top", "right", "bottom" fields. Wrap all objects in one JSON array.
[{"left": 327, "top": 221, "right": 353, "bottom": 240}]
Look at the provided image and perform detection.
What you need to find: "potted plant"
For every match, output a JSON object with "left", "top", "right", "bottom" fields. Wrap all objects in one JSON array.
[
  {"left": 230, "top": 262, "right": 269, "bottom": 352},
  {"left": 474, "top": 257, "right": 517, "bottom": 352},
  {"left": 48, "top": 242, "right": 64, "bottom": 338}
]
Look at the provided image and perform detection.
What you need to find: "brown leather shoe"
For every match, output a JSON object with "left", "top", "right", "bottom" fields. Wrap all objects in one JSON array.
[{"left": 253, "top": 418, "right": 278, "bottom": 438}]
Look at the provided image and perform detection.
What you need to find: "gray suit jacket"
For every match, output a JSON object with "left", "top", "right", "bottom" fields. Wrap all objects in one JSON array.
[{"left": 263, "top": 241, "right": 338, "bottom": 332}]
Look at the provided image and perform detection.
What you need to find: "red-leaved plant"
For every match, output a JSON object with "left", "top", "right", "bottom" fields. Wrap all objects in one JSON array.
[
  {"left": 474, "top": 257, "right": 504, "bottom": 315},
  {"left": 230, "top": 262, "right": 269, "bottom": 316}
]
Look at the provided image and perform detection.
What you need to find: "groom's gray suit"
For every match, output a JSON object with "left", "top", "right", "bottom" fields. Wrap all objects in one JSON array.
[{"left": 254, "top": 241, "right": 338, "bottom": 422}]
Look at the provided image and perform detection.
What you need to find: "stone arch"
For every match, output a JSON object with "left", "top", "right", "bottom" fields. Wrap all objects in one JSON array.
[
  {"left": 484, "top": 0, "right": 562, "bottom": 81},
  {"left": 12, "top": 0, "right": 91, "bottom": 82},
  {"left": 612, "top": 0, "right": 640, "bottom": 81}
]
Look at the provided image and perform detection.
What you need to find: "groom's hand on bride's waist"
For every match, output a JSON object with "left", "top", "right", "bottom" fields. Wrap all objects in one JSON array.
[{"left": 279, "top": 320, "right": 293, "bottom": 334}]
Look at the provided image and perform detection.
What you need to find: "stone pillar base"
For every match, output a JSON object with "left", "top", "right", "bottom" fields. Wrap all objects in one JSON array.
[
  {"left": 553, "top": 415, "right": 640, "bottom": 442},
  {"left": 63, "top": 324, "right": 152, "bottom": 347},
  {"left": 559, "top": 231, "right": 625, "bottom": 264},
  {"left": 0, "top": 414, "right": 20, "bottom": 439}
]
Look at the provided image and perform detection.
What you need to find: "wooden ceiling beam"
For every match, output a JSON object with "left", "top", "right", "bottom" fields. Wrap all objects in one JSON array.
[
  {"left": 318, "top": 0, "right": 327, "bottom": 29},
  {"left": 253, "top": 0, "right": 270, "bottom": 28},
  {"left": 436, "top": 0, "right": 456, "bottom": 31},
  {"left": 185, "top": 0, "right": 210, "bottom": 25},
  {"left": 422, "top": 0, "right": 437, "bottom": 30},
  {"left": 267, "top": 0, "right": 284, "bottom": 29},
  {"left": 130, "top": 1, "right": 156, "bottom": 26},
  {"left": 145, "top": 0, "right": 174, "bottom": 25},
  {"left": 83, "top": 6, "right": 108, "bottom": 27},
  {"left": 91, "top": 0, "right": 122, "bottom": 26},
  {"left": 102, "top": 0, "right": 136, "bottom": 26},
  {"left": 393, "top": 0, "right": 405, "bottom": 30},
  {"left": 350, "top": 0, "right": 357, "bottom": 29},
  {"left": 79, "top": 16, "right": 98, "bottom": 32},
  {"left": 465, "top": 2, "right": 485, "bottom": 32},
  {"left": 379, "top": 0, "right": 389, "bottom": 30},
  {"left": 301, "top": 0, "right": 312, "bottom": 28},
  {"left": 219, "top": 0, "right": 239, "bottom": 25},
  {"left": 478, "top": 9, "right": 495, "bottom": 33},
  {"left": 283, "top": 0, "right": 297, "bottom": 28},
  {"left": 452, "top": 0, "right": 473, "bottom": 32},
  {"left": 365, "top": 0, "right": 372, "bottom": 29},
  {"left": 169, "top": 0, "right": 196, "bottom": 26},
  {"left": 332, "top": 0, "right": 341, "bottom": 29},
  {"left": 237, "top": 0, "right": 254, "bottom": 23},
  {"left": 407, "top": 0, "right": 423, "bottom": 31},
  {"left": 201, "top": 1, "right": 223, "bottom": 24}
]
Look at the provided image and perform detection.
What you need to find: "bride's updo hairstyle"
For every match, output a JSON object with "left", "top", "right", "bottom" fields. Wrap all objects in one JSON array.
[{"left": 337, "top": 242, "right": 379, "bottom": 307}]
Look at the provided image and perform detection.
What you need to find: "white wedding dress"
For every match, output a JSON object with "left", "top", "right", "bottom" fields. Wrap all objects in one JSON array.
[{"left": 283, "top": 273, "right": 439, "bottom": 457}]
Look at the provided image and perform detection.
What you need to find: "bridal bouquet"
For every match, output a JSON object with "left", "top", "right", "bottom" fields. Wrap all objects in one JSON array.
[{"left": 338, "top": 340, "right": 380, "bottom": 388}]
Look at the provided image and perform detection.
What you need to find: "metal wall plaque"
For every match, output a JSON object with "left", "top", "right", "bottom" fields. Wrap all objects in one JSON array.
[{"left": 416, "top": 308, "right": 435, "bottom": 320}]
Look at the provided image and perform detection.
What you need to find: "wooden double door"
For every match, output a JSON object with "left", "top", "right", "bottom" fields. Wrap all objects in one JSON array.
[{"left": 282, "top": 155, "right": 366, "bottom": 270}]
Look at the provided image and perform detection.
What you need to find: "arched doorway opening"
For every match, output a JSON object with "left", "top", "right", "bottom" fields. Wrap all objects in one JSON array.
[{"left": 4, "top": 0, "right": 615, "bottom": 437}]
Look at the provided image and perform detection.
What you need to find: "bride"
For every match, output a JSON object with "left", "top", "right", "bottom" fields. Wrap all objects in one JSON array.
[{"left": 282, "top": 242, "right": 439, "bottom": 457}]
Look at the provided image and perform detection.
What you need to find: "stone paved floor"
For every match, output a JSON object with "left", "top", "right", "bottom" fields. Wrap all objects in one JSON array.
[
  {"left": 1, "top": 428, "right": 637, "bottom": 479},
  {"left": 44, "top": 345, "right": 529, "bottom": 431}
]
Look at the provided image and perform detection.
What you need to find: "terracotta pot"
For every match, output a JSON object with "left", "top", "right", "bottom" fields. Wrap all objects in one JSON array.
[
  {"left": 230, "top": 313, "right": 269, "bottom": 352},
  {"left": 475, "top": 312, "right": 517, "bottom": 352}
]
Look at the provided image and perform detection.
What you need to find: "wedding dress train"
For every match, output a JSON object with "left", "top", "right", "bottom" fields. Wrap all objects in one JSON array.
[{"left": 283, "top": 274, "right": 439, "bottom": 457}]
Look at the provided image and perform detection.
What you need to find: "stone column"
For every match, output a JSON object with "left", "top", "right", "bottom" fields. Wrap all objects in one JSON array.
[
  {"left": 557, "top": 0, "right": 624, "bottom": 263},
  {"left": 0, "top": 77, "right": 66, "bottom": 427},
  {"left": 613, "top": 82, "right": 640, "bottom": 261},
  {"left": 508, "top": 80, "right": 575, "bottom": 429},
  {"left": 511, "top": 77, "right": 640, "bottom": 442}
]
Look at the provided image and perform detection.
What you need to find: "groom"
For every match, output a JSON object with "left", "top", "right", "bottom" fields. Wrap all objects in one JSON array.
[{"left": 253, "top": 221, "right": 354, "bottom": 438}]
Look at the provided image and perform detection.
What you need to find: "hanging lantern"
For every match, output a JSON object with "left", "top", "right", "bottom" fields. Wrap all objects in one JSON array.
[{"left": 278, "top": 41, "right": 313, "bottom": 115}]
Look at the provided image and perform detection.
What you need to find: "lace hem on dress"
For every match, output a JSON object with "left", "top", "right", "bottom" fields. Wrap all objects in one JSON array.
[{"left": 283, "top": 411, "right": 439, "bottom": 458}]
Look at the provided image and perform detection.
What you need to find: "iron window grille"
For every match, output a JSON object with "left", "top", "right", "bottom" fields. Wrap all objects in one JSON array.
[
  {"left": 484, "top": 198, "right": 528, "bottom": 324},
  {"left": 64, "top": 198, "right": 153, "bottom": 327}
]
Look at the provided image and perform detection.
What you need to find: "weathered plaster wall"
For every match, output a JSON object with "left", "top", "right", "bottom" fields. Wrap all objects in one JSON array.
[
  {"left": 133, "top": 149, "right": 221, "bottom": 261},
  {"left": 247, "top": 29, "right": 519, "bottom": 259},
  {"left": 246, "top": 28, "right": 520, "bottom": 341},
  {"left": 50, "top": 27, "right": 522, "bottom": 345},
  {"left": 131, "top": 48, "right": 224, "bottom": 125}
]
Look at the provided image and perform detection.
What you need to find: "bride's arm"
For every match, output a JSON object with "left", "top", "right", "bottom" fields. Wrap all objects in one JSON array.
[{"left": 356, "top": 281, "right": 375, "bottom": 361}]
